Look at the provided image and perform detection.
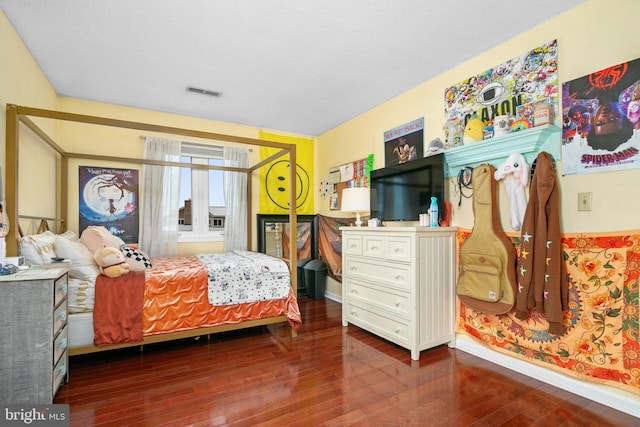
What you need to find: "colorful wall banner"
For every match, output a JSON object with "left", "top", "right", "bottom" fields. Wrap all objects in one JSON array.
[
  {"left": 444, "top": 39, "right": 558, "bottom": 129},
  {"left": 259, "top": 132, "right": 314, "bottom": 214}
]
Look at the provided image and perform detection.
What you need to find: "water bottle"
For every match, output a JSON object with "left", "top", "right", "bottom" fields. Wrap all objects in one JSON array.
[{"left": 429, "top": 197, "right": 439, "bottom": 227}]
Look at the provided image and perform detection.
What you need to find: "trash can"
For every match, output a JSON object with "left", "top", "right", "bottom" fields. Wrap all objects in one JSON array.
[
  {"left": 304, "top": 259, "right": 327, "bottom": 300},
  {"left": 296, "top": 258, "right": 311, "bottom": 296}
]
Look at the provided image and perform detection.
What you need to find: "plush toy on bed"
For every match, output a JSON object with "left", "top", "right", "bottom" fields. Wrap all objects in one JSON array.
[{"left": 94, "top": 246, "right": 130, "bottom": 278}]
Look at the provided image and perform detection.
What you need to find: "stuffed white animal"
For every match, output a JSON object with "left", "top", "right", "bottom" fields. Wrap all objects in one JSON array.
[{"left": 494, "top": 153, "right": 529, "bottom": 231}]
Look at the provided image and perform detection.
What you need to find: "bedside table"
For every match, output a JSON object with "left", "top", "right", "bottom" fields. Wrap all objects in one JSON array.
[{"left": 0, "top": 267, "right": 69, "bottom": 404}]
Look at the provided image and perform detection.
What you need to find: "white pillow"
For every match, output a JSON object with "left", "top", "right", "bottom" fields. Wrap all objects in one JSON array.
[
  {"left": 54, "top": 235, "right": 99, "bottom": 281},
  {"left": 19, "top": 231, "right": 57, "bottom": 265}
]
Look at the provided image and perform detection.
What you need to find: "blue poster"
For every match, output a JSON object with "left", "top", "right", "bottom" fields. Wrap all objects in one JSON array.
[{"left": 78, "top": 166, "right": 139, "bottom": 243}]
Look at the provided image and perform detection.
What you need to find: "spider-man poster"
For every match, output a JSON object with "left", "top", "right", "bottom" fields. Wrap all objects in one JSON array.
[
  {"left": 562, "top": 57, "right": 640, "bottom": 175},
  {"left": 79, "top": 166, "right": 139, "bottom": 243}
]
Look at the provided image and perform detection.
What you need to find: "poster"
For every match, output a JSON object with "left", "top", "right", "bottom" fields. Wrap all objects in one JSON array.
[
  {"left": 258, "top": 132, "right": 314, "bottom": 214},
  {"left": 79, "top": 166, "right": 139, "bottom": 243},
  {"left": 384, "top": 118, "right": 424, "bottom": 166},
  {"left": 444, "top": 39, "right": 558, "bottom": 133},
  {"left": 561, "top": 58, "right": 640, "bottom": 175}
]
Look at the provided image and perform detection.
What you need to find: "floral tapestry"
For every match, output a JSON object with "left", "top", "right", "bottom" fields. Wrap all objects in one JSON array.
[{"left": 456, "top": 229, "right": 640, "bottom": 394}]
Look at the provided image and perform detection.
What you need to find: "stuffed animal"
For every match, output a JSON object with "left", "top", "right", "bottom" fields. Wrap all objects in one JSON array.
[
  {"left": 463, "top": 113, "right": 486, "bottom": 144},
  {"left": 94, "top": 246, "right": 130, "bottom": 278},
  {"left": 494, "top": 153, "right": 529, "bottom": 231},
  {"left": 427, "top": 138, "right": 445, "bottom": 153}
]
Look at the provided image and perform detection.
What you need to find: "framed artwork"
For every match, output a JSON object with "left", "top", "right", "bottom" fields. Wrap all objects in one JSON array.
[
  {"left": 79, "top": 166, "right": 139, "bottom": 243},
  {"left": 561, "top": 57, "right": 640, "bottom": 175},
  {"left": 384, "top": 118, "right": 424, "bottom": 166}
]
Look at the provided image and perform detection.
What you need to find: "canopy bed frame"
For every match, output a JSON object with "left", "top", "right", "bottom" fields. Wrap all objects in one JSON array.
[{"left": 5, "top": 104, "right": 301, "bottom": 355}]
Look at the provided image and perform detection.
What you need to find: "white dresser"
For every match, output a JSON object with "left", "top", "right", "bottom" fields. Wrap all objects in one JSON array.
[
  {"left": 341, "top": 226, "right": 457, "bottom": 360},
  {"left": 0, "top": 267, "right": 69, "bottom": 403}
]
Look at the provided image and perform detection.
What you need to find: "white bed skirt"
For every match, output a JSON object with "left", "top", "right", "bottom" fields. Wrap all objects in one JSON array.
[{"left": 68, "top": 312, "right": 94, "bottom": 348}]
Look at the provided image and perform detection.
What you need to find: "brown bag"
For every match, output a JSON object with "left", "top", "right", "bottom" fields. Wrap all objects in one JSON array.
[{"left": 456, "top": 164, "right": 518, "bottom": 314}]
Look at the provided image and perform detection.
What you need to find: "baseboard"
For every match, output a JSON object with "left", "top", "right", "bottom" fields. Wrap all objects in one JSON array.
[
  {"left": 324, "top": 291, "right": 341, "bottom": 303},
  {"left": 455, "top": 334, "right": 640, "bottom": 418}
]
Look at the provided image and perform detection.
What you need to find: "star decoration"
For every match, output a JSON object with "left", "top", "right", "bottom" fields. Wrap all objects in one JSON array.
[
  {"left": 518, "top": 283, "right": 523, "bottom": 292},
  {"left": 520, "top": 266, "right": 527, "bottom": 276},
  {"left": 546, "top": 240, "right": 552, "bottom": 248},
  {"left": 544, "top": 290, "right": 549, "bottom": 299},
  {"left": 545, "top": 273, "right": 549, "bottom": 282},
  {"left": 546, "top": 257, "right": 551, "bottom": 265},
  {"left": 521, "top": 249, "right": 529, "bottom": 259},
  {"left": 522, "top": 232, "right": 532, "bottom": 242}
]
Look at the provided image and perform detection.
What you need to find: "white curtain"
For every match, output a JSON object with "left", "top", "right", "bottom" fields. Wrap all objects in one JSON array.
[
  {"left": 140, "top": 137, "right": 181, "bottom": 257},
  {"left": 223, "top": 146, "right": 249, "bottom": 251}
]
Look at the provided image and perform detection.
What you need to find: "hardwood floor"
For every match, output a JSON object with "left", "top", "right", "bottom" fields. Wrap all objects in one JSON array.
[{"left": 55, "top": 297, "right": 639, "bottom": 426}]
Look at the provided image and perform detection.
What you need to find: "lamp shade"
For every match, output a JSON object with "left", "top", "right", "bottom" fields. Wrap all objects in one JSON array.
[{"left": 341, "top": 187, "right": 370, "bottom": 213}]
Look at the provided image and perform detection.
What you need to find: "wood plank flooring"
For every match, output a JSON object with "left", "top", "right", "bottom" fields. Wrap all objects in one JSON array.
[{"left": 55, "top": 297, "right": 639, "bottom": 426}]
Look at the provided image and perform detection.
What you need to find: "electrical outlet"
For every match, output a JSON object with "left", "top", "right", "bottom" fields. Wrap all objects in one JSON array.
[{"left": 578, "top": 192, "right": 592, "bottom": 212}]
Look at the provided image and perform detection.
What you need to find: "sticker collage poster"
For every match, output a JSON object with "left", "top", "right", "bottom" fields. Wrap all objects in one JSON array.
[
  {"left": 561, "top": 58, "right": 640, "bottom": 175},
  {"left": 444, "top": 39, "right": 558, "bottom": 131},
  {"left": 79, "top": 166, "right": 139, "bottom": 243}
]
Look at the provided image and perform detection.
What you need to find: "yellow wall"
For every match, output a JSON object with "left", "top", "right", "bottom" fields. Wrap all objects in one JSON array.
[{"left": 316, "top": 0, "right": 640, "bottom": 297}]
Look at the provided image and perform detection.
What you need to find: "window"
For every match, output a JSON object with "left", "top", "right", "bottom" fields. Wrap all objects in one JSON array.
[{"left": 178, "top": 144, "right": 225, "bottom": 242}]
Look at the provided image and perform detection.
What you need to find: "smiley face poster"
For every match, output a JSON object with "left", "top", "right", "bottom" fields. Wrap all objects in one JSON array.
[
  {"left": 561, "top": 57, "right": 640, "bottom": 175},
  {"left": 258, "top": 132, "right": 314, "bottom": 214}
]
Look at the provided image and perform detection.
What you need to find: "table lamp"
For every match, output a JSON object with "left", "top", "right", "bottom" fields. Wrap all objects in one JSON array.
[{"left": 341, "top": 187, "right": 370, "bottom": 227}]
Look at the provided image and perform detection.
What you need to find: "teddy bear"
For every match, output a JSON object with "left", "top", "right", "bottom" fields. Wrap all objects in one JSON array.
[{"left": 94, "top": 246, "right": 130, "bottom": 278}]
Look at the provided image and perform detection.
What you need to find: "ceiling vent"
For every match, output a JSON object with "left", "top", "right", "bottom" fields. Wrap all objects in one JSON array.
[{"left": 187, "top": 86, "right": 222, "bottom": 98}]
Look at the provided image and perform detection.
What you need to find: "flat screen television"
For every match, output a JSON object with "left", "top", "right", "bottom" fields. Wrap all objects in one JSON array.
[{"left": 369, "top": 153, "right": 445, "bottom": 223}]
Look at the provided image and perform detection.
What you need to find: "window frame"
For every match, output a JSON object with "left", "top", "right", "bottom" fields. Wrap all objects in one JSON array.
[{"left": 178, "top": 143, "right": 225, "bottom": 243}]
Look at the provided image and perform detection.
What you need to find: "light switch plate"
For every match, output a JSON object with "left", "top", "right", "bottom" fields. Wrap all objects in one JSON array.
[{"left": 578, "top": 192, "right": 592, "bottom": 212}]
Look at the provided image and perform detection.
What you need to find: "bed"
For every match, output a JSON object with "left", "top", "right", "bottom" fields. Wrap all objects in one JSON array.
[
  {"left": 5, "top": 104, "right": 304, "bottom": 356},
  {"left": 19, "top": 228, "right": 302, "bottom": 355}
]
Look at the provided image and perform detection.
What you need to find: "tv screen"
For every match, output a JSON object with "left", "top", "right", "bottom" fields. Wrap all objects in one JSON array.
[{"left": 369, "top": 153, "right": 445, "bottom": 222}]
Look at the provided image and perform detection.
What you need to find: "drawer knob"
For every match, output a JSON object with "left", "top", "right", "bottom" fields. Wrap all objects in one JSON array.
[
  {"left": 395, "top": 274, "right": 402, "bottom": 280},
  {"left": 60, "top": 283, "right": 68, "bottom": 293},
  {"left": 350, "top": 310, "right": 357, "bottom": 317},
  {"left": 60, "top": 337, "right": 68, "bottom": 349},
  {"left": 58, "top": 311, "right": 67, "bottom": 321},
  {"left": 395, "top": 301, "right": 401, "bottom": 306},
  {"left": 395, "top": 327, "right": 401, "bottom": 333},
  {"left": 394, "top": 248, "right": 400, "bottom": 253},
  {"left": 351, "top": 289, "right": 358, "bottom": 294},
  {"left": 58, "top": 364, "right": 67, "bottom": 376}
]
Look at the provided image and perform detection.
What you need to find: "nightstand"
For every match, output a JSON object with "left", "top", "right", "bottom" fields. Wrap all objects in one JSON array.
[{"left": 0, "top": 267, "right": 69, "bottom": 403}]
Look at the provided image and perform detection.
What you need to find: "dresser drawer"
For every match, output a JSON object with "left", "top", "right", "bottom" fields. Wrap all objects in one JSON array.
[
  {"left": 363, "top": 235, "right": 385, "bottom": 257},
  {"left": 344, "top": 278, "right": 409, "bottom": 318},
  {"left": 53, "top": 302, "right": 67, "bottom": 335},
  {"left": 53, "top": 325, "right": 68, "bottom": 364},
  {"left": 52, "top": 350, "right": 68, "bottom": 397},
  {"left": 343, "top": 234, "right": 362, "bottom": 256},
  {"left": 385, "top": 235, "right": 412, "bottom": 262},
  {"left": 54, "top": 273, "right": 68, "bottom": 307},
  {"left": 344, "top": 257, "right": 411, "bottom": 290},
  {"left": 345, "top": 302, "right": 409, "bottom": 346}
]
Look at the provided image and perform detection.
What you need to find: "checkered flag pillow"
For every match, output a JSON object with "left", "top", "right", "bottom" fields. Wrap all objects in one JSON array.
[{"left": 120, "top": 244, "right": 152, "bottom": 269}]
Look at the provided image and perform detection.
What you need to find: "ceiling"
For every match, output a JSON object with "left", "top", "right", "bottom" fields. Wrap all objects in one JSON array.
[{"left": 1, "top": 1, "right": 586, "bottom": 136}]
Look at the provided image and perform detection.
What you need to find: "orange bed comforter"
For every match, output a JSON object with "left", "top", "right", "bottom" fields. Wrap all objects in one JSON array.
[{"left": 142, "top": 255, "right": 302, "bottom": 336}]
